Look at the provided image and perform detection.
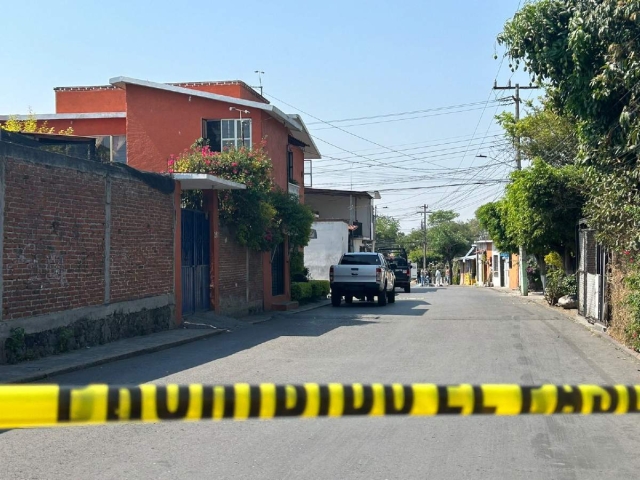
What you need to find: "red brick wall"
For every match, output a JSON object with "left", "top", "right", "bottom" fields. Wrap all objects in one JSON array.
[
  {"left": 1, "top": 148, "right": 176, "bottom": 321},
  {"left": 109, "top": 179, "right": 174, "bottom": 302},
  {"left": 3, "top": 160, "right": 105, "bottom": 319},
  {"left": 218, "top": 227, "right": 264, "bottom": 315},
  {"left": 249, "top": 249, "right": 264, "bottom": 308}
]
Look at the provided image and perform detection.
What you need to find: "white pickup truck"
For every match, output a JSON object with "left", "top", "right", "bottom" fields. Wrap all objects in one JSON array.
[{"left": 329, "top": 252, "right": 396, "bottom": 307}]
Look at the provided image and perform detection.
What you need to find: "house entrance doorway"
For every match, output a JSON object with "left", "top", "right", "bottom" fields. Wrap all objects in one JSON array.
[{"left": 181, "top": 209, "right": 210, "bottom": 315}]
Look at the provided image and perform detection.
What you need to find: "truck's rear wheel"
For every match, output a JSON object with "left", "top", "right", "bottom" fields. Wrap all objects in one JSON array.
[
  {"left": 367, "top": 295, "right": 374, "bottom": 302},
  {"left": 404, "top": 285, "right": 411, "bottom": 293},
  {"left": 378, "top": 287, "right": 388, "bottom": 306},
  {"left": 331, "top": 291, "right": 341, "bottom": 307},
  {"left": 345, "top": 295, "right": 353, "bottom": 304},
  {"left": 388, "top": 290, "right": 396, "bottom": 303}
]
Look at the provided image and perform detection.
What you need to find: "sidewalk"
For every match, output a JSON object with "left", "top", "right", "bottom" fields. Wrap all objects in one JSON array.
[{"left": 0, "top": 299, "right": 330, "bottom": 384}]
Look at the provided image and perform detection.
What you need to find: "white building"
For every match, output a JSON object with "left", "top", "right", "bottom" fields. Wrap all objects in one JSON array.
[
  {"left": 304, "top": 188, "right": 380, "bottom": 253},
  {"left": 304, "top": 220, "right": 349, "bottom": 281},
  {"left": 303, "top": 188, "right": 381, "bottom": 280}
]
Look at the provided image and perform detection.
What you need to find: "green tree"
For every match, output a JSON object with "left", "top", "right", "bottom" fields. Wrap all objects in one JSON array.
[
  {"left": 477, "top": 160, "right": 583, "bottom": 261},
  {"left": 375, "top": 215, "right": 403, "bottom": 247},
  {"left": 426, "top": 210, "right": 475, "bottom": 270},
  {"left": 496, "top": 103, "right": 579, "bottom": 167},
  {"left": 476, "top": 202, "right": 517, "bottom": 253},
  {"left": 504, "top": 160, "right": 583, "bottom": 257},
  {"left": 498, "top": 0, "right": 640, "bottom": 249}
]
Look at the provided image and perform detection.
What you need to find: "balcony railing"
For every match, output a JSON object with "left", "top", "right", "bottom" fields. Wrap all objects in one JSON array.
[{"left": 288, "top": 182, "right": 300, "bottom": 197}]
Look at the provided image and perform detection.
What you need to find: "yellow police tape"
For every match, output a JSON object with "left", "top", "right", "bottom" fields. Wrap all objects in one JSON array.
[{"left": 0, "top": 383, "right": 638, "bottom": 428}]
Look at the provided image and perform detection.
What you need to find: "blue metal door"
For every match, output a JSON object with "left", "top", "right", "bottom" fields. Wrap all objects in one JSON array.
[{"left": 181, "top": 209, "right": 210, "bottom": 315}]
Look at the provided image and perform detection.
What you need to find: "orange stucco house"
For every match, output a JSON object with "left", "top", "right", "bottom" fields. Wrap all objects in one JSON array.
[{"left": 0, "top": 77, "right": 321, "bottom": 318}]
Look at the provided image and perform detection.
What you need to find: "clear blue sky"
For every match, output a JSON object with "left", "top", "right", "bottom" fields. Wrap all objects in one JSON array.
[{"left": 0, "top": 0, "right": 532, "bottom": 232}]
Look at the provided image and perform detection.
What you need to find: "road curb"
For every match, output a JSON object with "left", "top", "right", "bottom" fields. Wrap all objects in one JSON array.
[
  {"left": 3, "top": 329, "right": 227, "bottom": 384},
  {"left": 280, "top": 299, "right": 331, "bottom": 315}
]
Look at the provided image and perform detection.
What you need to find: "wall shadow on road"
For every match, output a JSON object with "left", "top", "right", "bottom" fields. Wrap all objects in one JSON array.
[{"left": 41, "top": 314, "right": 380, "bottom": 386}]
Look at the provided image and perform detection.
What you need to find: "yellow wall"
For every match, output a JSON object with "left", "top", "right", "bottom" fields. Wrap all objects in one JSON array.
[{"left": 509, "top": 254, "right": 520, "bottom": 290}]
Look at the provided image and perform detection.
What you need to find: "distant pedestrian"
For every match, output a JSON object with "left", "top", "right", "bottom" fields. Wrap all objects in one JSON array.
[
  {"left": 435, "top": 269, "right": 442, "bottom": 287},
  {"left": 445, "top": 267, "right": 450, "bottom": 285}
]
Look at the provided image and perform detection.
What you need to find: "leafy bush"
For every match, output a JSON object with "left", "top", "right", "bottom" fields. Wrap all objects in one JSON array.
[
  {"left": 170, "top": 140, "right": 313, "bottom": 251},
  {"left": 562, "top": 274, "right": 577, "bottom": 297},
  {"left": 290, "top": 249, "right": 310, "bottom": 282},
  {"left": 543, "top": 251, "right": 574, "bottom": 305},
  {"left": 544, "top": 252, "right": 563, "bottom": 270},
  {"left": 623, "top": 271, "right": 640, "bottom": 351},
  {"left": 291, "top": 282, "right": 313, "bottom": 302},
  {"left": 545, "top": 270, "right": 566, "bottom": 306},
  {"left": 291, "top": 280, "right": 329, "bottom": 303},
  {"left": 309, "top": 280, "right": 330, "bottom": 298}
]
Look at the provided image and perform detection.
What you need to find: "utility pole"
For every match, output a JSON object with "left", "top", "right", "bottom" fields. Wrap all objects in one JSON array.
[
  {"left": 418, "top": 204, "right": 431, "bottom": 279},
  {"left": 493, "top": 80, "right": 539, "bottom": 296}
]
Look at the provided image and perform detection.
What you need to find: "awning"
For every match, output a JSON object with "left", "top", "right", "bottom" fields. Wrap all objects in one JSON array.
[{"left": 171, "top": 173, "right": 245, "bottom": 190}]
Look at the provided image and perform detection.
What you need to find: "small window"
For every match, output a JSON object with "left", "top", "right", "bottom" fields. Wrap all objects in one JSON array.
[
  {"left": 287, "top": 150, "right": 294, "bottom": 183},
  {"left": 204, "top": 119, "right": 251, "bottom": 151},
  {"left": 94, "top": 135, "right": 127, "bottom": 163}
]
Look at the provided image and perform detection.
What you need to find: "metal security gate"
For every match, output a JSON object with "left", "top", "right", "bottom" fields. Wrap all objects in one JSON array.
[
  {"left": 182, "top": 209, "right": 210, "bottom": 315},
  {"left": 271, "top": 242, "right": 285, "bottom": 296},
  {"left": 577, "top": 224, "right": 607, "bottom": 325}
]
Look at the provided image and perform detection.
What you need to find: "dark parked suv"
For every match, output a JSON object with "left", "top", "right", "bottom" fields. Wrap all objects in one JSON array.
[{"left": 378, "top": 247, "right": 412, "bottom": 293}]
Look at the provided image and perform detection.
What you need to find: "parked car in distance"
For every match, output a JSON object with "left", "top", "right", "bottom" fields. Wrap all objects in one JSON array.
[
  {"left": 377, "top": 246, "right": 411, "bottom": 293},
  {"left": 329, "top": 252, "right": 396, "bottom": 307}
]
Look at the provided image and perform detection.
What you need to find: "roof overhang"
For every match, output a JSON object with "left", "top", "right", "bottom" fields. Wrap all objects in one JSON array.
[
  {"left": 109, "top": 76, "right": 303, "bottom": 132},
  {"left": 172, "top": 173, "right": 245, "bottom": 190},
  {"left": 287, "top": 114, "right": 321, "bottom": 159},
  {"left": 0, "top": 112, "right": 125, "bottom": 121},
  {"left": 305, "top": 187, "right": 378, "bottom": 199}
]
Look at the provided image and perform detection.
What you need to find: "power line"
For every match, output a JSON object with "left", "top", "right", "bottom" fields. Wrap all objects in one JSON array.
[
  {"left": 374, "top": 180, "right": 509, "bottom": 193},
  {"left": 313, "top": 141, "right": 511, "bottom": 174},
  {"left": 310, "top": 105, "right": 505, "bottom": 130},
  {"left": 316, "top": 134, "right": 505, "bottom": 161},
  {"left": 321, "top": 130, "right": 504, "bottom": 157},
  {"left": 306, "top": 100, "right": 506, "bottom": 125},
  {"left": 264, "top": 91, "right": 460, "bottom": 169}
]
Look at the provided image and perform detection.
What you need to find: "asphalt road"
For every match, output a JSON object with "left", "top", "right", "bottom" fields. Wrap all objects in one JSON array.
[{"left": 2, "top": 286, "right": 640, "bottom": 479}]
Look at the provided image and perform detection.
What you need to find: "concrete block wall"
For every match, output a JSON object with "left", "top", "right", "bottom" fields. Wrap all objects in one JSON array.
[{"left": 0, "top": 140, "right": 177, "bottom": 363}]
